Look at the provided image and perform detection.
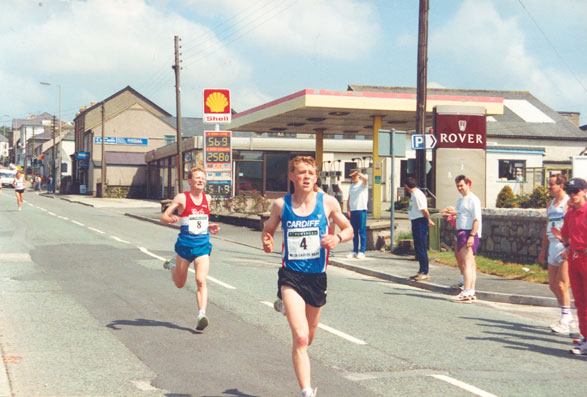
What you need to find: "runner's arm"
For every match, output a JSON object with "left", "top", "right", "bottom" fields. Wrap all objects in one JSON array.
[
  {"left": 160, "top": 193, "right": 185, "bottom": 224},
  {"left": 261, "top": 198, "right": 284, "bottom": 253},
  {"left": 321, "top": 195, "right": 353, "bottom": 249}
]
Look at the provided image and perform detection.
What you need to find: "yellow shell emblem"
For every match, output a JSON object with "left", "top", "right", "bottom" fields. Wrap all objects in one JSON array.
[{"left": 206, "top": 92, "right": 228, "bottom": 113}]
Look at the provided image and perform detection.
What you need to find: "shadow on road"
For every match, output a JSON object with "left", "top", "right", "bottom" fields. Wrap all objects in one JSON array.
[{"left": 106, "top": 318, "right": 200, "bottom": 334}]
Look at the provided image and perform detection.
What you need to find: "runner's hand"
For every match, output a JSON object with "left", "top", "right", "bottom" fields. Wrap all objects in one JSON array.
[
  {"left": 321, "top": 234, "right": 338, "bottom": 250},
  {"left": 209, "top": 223, "right": 220, "bottom": 235},
  {"left": 262, "top": 233, "right": 274, "bottom": 253}
]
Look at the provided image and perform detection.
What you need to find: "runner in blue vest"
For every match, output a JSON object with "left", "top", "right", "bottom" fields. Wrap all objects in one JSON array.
[{"left": 262, "top": 156, "right": 353, "bottom": 397}]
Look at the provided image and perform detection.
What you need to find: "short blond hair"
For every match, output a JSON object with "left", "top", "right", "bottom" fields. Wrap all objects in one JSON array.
[
  {"left": 288, "top": 156, "right": 317, "bottom": 174},
  {"left": 187, "top": 167, "right": 206, "bottom": 179}
]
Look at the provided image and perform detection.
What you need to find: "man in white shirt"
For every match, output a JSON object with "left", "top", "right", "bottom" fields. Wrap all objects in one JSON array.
[
  {"left": 404, "top": 177, "right": 435, "bottom": 281},
  {"left": 449, "top": 174, "right": 482, "bottom": 303},
  {"left": 346, "top": 170, "right": 368, "bottom": 259}
]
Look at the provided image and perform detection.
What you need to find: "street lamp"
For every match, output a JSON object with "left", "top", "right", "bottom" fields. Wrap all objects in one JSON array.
[{"left": 40, "top": 81, "right": 61, "bottom": 193}]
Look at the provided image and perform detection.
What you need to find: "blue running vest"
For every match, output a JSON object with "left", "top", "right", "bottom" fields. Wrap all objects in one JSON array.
[{"left": 281, "top": 192, "right": 330, "bottom": 273}]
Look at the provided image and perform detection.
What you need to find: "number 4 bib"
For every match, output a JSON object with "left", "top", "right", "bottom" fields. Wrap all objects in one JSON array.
[
  {"left": 188, "top": 214, "right": 209, "bottom": 235},
  {"left": 287, "top": 227, "right": 320, "bottom": 260}
]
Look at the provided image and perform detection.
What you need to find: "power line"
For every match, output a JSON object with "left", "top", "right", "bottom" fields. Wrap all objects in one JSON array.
[{"left": 517, "top": 0, "right": 586, "bottom": 93}]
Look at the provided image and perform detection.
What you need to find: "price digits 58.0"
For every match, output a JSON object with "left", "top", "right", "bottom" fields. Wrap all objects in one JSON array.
[{"left": 206, "top": 151, "right": 230, "bottom": 163}]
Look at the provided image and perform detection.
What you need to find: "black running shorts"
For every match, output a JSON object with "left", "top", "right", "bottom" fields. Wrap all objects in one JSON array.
[{"left": 277, "top": 267, "right": 327, "bottom": 308}]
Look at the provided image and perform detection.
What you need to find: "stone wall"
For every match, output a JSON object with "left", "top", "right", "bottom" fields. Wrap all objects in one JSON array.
[{"left": 438, "top": 208, "right": 546, "bottom": 263}]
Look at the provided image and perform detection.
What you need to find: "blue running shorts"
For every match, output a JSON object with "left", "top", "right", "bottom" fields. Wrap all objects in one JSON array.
[{"left": 174, "top": 240, "right": 212, "bottom": 262}]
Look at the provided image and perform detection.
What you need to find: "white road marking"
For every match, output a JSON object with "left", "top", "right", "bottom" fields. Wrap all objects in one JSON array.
[
  {"left": 48, "top": 211, "right": 56, "bottom": 216},
  {"left": 71, "top": 220, "right": 85, "bottom": 226},
  {"left": 58, "top": 216, "right": 69, "bottom": 220},
  {"left": 87, "top": 227, "right": 105, "bottom": 234},
  {"left": 137, "top": 247, "right": 236, "bottom": 289},
  {"left": 431, "top": 375, "right": 498, "bottom": 397},
  {"left": 201, "top": 274, "right": 236, "bottom": 290},
  {"left": 40, "top": 208, "right": 47, "bottom": 212},
  {"left": 260, "top": 301, "right": 367, "bottom": 345},
  {"left": 138, "top": 247, "right": 166, "bottom": 261},
  {"left": 111, "top": 236, "right": 130, "bottom": 244}
]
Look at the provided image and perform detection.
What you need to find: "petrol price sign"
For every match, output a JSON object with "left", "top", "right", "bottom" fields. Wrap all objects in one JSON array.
[{"left": 204, "top": 131, "right": 232, "bottom": 168}]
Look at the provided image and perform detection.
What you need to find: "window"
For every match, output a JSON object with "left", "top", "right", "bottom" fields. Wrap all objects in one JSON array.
[
  {"left": 265, "top": 153, "right": 288, "bottom": 192},
  {"left": 499, "top": 160, "right": 526, "bottom": 181},
  {"left": 344, "top": 162, "right": 358, "bottom": 179}
]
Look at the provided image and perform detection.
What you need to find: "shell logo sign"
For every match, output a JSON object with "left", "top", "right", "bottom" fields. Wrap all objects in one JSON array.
[{"left": 203, "top": 89, "right": 231, "bottom": 124}]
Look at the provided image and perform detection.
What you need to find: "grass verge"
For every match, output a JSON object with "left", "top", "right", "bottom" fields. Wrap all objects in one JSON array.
[{"left": 428, "top": 250, "right": 549, "bottom": 284}]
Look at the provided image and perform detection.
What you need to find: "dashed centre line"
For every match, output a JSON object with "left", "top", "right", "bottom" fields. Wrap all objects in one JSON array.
[
  {"left": 111, "top": 236, "right": 130, "bottom": 244},
  {"left": 87, "top": 227, "right": 105, "bottom": 234},
  {"left": 430, "top": 375, "right": 498, "bottom": 397},
  {"left": 71, "top": 220, "right": 85, "bottom": 226}
]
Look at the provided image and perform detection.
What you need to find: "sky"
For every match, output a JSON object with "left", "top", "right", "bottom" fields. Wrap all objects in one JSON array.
[{"left": 1, "top": 0, "right": 586, "bottom": 127}]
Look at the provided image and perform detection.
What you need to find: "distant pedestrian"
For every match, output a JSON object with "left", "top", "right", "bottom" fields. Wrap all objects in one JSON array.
[
  {"left": 46, "top": 175, "right": 53, "bottom": 193},
  {"left": 559, "top": 178, "right": 587, "bottom": 355},
  {"left": 159, "top": 167, "right": 220, "bottom": 331},
  {"left": 262, "top": 156, "right": 353, "bottom": 397},
  {"left": 12, "top": 171, "right": 25, "bottom": 211},
  {"left": 448, "top": 175, "right": 482, "bottom": 303},
  {"left": 539, "top": 174, "right": 574, "bottom": 334},
  {"left": 404, "top": 177, "right": 434, "bottom": 281},
  {"left": 346, "top": 169, "right": 368, "bottom": 259}
]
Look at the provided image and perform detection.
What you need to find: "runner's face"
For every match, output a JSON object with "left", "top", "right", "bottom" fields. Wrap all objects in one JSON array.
[
  {"left": 456, "top": 180, "right": 469, "bottom": 196},
  {"left": 290, "top": 162, "right": 317, "bottom": 192},
  {"left": 189, "top": 171, "right": 206, "bottom": 189}
]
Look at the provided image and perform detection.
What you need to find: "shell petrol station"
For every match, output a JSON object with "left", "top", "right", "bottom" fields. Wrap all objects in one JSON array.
[{"left": 228, "top": 88, "right": 504, "bottom": 218}]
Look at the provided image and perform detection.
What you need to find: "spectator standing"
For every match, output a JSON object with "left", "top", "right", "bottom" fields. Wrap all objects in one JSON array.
[
  {"left": 346, "top": 170, "right": 368, "bottom": 259},
  {"left": 539, "top": 174, "right": 574, "bottom": 334},
  {"left": 405, "top": 177, "right": 435, "bottom": 281},
  {"left": 559, "top": 178, "right": 587, "bottom": 355},
  {"left": 449, "top": 175, "right": 482, "bottom": 303}
]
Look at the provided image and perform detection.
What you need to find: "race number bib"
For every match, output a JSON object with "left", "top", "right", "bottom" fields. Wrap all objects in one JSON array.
[
  {"left": 287, "top": 227, "right": 320, "bottom": 260},
  {"left": 188, "top": 214, "right": 208, "bottom": 235}
]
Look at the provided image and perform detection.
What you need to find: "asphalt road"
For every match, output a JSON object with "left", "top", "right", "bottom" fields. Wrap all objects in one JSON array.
[{"left": 0, "top": 191, "right": 585, "bottom": 397}]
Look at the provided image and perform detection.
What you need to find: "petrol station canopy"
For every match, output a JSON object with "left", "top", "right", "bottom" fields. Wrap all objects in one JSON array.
[{"left": 229, "top": 86, "right": 504, "bottom": 135}]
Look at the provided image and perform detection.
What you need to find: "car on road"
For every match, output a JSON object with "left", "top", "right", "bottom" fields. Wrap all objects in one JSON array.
[{"left": 0, "top": 169, "right": 17, "bottom": 187}]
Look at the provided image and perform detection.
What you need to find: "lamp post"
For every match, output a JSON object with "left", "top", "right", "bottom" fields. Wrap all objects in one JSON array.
[
  {"left": 1, "top": 115, "right": 10, "bottom": 165},
  {"left": 40, "top": 82, "right": 61, "bottom": 193}
]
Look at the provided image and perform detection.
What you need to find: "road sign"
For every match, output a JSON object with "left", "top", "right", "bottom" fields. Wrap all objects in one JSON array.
[
  {"left": 411, "top": 134, "right": 437, "bottom": 150},
  {"left": 203, "top": 89, "right": 231, "bottom": 124},
  {"left": 377, "top": 129, "right": 406, "bottom": 157}
]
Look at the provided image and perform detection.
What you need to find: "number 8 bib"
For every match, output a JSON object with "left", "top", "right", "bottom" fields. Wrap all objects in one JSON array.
[
  {"left": 188, "top": 214, "right": 209, "bottom": 235},
  {"left": 287, "top": 227, "right": 320, "bottom": 260}
]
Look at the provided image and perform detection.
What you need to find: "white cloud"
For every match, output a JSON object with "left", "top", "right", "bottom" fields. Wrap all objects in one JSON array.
[
  {"left": 177, "top": 0, "right": 383, "bottom": 60},
  {"left": 430, "top": 0, "right": 586, "bottom": 116}
]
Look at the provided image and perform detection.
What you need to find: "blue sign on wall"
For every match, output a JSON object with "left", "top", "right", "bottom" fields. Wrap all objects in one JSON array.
[{"left": 94, "top": 137, "right": 148, "bottom": 145}]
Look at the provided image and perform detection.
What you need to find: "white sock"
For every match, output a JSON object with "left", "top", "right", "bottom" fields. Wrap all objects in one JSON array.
[
  {"left": 463, "top": 289, "right": 474, "bottom": 296},
  {"left": 198, "top": 309, "right": 206, "bottom": 317},
  {"left": 301, "top": 387, "right": 313, "bottom": 396}
]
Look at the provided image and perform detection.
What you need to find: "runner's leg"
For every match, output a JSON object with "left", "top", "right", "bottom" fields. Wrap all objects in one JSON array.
[
  {"left": 171, "top": 255, "right": 191, "bottom": 288},
  {"left": 194, "top": 255, "right": 210, "bottom": 313}
]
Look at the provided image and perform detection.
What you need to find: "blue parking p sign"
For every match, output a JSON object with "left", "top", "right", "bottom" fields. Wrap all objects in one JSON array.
[{"left": 411, "top": 134, "right": 437, "bottom": 150}]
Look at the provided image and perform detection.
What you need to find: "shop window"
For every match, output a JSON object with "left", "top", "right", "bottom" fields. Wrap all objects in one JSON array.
[
  {"left": 236, "top": 161, "right": 263, "bottom": 193},
  {"left": 164, "top": 135, "right": 175, "bottom": 145},
  {"left": 265, "top": 153, "right": 288, "bottom": 192},
  {"left": 499, "top": 160, "right": 526, "bottom": 181}
]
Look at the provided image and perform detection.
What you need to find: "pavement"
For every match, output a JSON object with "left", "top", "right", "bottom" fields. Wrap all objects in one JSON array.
[{"left": 0, "top": 193, "right": 565, "bottom": 396}]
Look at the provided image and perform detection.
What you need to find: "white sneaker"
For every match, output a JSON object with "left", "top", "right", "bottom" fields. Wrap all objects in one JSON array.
[
  {"left": 196, "top": 313, "right": 209, "bottom": 331},
  {"left": 356, "top": 252, "right": 365, "bottom": 259},
  {"left": 550, "top": 319, "right": 576, "bottom": 334},
  {"left": 346, "top": 252, "right": 357, "bottom": 259}
]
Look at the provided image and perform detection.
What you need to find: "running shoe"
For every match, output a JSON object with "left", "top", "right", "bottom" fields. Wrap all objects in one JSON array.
[
  {"left": 450, "top": 281, "right": 464, "bottom": 290},
  {"left": 451, "top": 292, "right": 476, "bottom": 303},
  {"left": 410, "top": 273, "right": 430, "bottom": 281},
  {"left": 273, "top": 298, "right": 286, "bottom": 316},
  {"left": 570, "top": 338, "right": 587, "bottom": 355},
  {"left": 196, "top": 314, "right": 209, "bottom": 331},
  {"left": 301, "top": 387, "right": 317, "bottom": 397},
  {"left": 346, "top": 252, "right": 357, "bottom": 259},
  {"left": 356, "top": 252, "right": 366, "bottom": 259},
  {"left": 550, "top": 319, "right": 576, "bottom": 334},
  {"left": 163, "top": 258, "right": 175, "bottom": 270}
]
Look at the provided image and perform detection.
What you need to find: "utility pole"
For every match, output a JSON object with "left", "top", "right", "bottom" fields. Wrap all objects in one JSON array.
[
  {"left": 173, "top": 35, "right": 183, "bottom": 195},
  {"left": 52, "top": 115, "right": 56, "bottom": 193},
  {"left": 415, "top": 0, "right": 429, "bottom": 189},
  {"left": 101, "top": 102, "right": 106, "bottom": 197}
]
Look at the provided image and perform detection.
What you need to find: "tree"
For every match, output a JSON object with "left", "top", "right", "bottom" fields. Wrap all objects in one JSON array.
[{"left": 496, "top": 185, "right": 516, "bottom": 208}]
